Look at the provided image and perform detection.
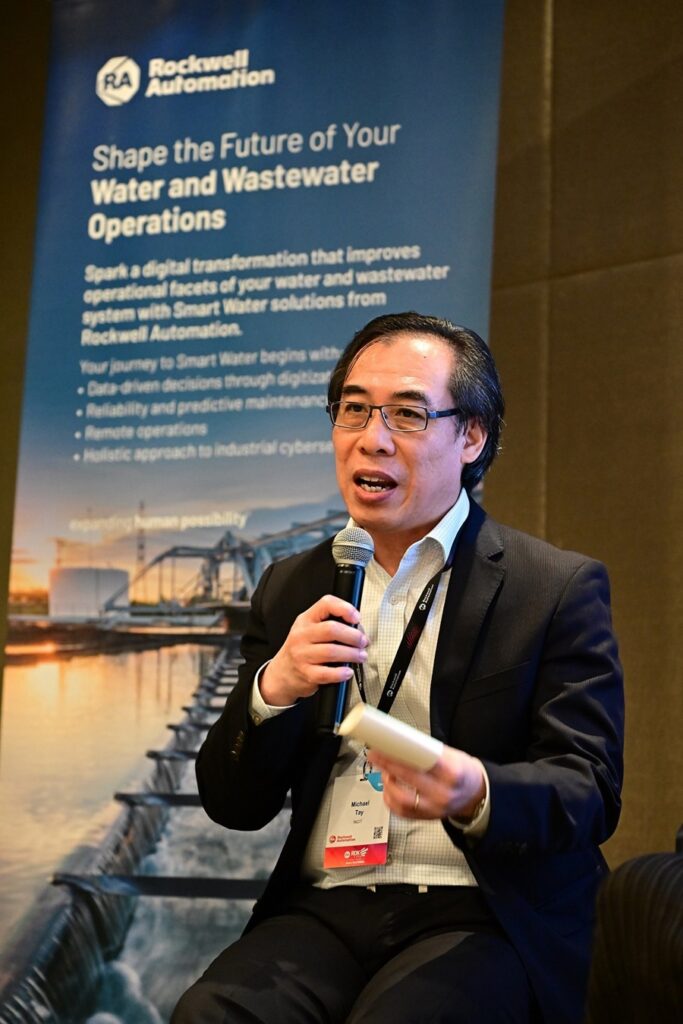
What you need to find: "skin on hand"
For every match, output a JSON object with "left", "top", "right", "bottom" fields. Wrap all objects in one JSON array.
[
  {"left": 368, "top": 746, "right": 486, "bottom": 822},
  {"left": 260, "top": 594, "right": 369, "bottom": 707}
]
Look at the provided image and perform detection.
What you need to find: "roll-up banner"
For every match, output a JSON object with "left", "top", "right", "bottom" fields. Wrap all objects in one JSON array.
[{"left": 0, "top": 1, "right": 504, "bottom": 1018}]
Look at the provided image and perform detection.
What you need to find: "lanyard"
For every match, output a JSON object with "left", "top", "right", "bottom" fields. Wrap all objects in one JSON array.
[{"left": 354, "top": 532, "right": 459, "bottom": 714}]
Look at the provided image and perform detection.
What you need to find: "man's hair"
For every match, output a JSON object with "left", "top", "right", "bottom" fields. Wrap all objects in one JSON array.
[{"left": 327, "top": 311, "right": 504, "bottom": 491}]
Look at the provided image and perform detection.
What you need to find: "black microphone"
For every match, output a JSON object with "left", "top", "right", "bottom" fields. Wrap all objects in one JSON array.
[{"left": 316, "top": 526, "right": 374, "bottom": 734}]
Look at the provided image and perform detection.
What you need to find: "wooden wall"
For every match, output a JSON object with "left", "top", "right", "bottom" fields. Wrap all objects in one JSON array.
[{"left": 487, "top": 0, "right": 683, "bottom": 863}]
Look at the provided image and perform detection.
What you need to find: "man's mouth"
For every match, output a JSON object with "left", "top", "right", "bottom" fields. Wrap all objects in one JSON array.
[{"left": 353, "top": 472, "right": 397, "bottom": 493}]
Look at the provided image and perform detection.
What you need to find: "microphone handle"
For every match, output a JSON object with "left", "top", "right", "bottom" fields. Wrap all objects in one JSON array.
[{"left": 316, "top": 562, "right": 365, "bottom": 733}]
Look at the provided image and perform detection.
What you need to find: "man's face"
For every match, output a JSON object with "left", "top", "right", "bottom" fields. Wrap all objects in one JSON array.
[{"left": 332, "top": 332, "right": 484, "bottom": 551}]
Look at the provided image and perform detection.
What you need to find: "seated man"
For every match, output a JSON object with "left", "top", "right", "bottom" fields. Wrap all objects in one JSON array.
[{"left": 172, "top": 312, "right": 624, "bottom": 1024}]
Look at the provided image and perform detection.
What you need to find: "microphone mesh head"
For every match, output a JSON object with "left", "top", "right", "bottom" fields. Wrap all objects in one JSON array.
[{"left": 332, "top": 526, "right": 374, "bottom": 568}]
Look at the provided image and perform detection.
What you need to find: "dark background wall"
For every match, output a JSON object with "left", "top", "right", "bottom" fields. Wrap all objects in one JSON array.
[
  {"left": 486, "top": 0, "right": 683, "bottom": 865},
  {"left": 1, "top": 1, "right": 681, "bottom": 866},
  {"left": 0, "top": 3, "right": 51, "bottom": 662}
]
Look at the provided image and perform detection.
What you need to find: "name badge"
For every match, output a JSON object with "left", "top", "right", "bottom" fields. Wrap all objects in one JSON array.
[{"left": 324, "top": 761, "right": 390, "bottom": 868}]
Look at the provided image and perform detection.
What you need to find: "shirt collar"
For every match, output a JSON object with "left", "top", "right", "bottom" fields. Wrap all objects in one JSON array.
[{"left": 348, "top": 487, "right": 470, "bottom": 571}]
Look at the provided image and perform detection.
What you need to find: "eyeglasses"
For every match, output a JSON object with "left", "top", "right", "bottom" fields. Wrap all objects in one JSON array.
[{"left": 326, "top": 401, "right": 461, "bottom": 433}]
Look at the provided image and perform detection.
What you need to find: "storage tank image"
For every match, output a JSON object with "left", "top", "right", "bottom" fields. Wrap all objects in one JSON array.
[{"left": 48, "top": 567, "right": 129, "bottom": 619}]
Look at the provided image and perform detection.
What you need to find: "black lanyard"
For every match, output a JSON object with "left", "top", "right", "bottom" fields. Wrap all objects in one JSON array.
[{"left": 354, "top": 532, "right": 459, "bottom": 714}]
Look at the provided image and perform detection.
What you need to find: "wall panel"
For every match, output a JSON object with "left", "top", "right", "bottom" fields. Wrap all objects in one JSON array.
[{"left": 489, "top": 0, "right": 683, "bottom": 863}]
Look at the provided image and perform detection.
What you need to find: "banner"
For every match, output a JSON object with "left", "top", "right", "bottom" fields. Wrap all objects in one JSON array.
[{"left": 0, "top": 1, "right": 504, "bottom": 1018}]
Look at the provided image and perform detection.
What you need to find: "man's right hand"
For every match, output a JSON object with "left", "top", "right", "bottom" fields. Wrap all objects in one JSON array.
[{"left": 259, "top": 595, "right": 368, "bottom": 707}]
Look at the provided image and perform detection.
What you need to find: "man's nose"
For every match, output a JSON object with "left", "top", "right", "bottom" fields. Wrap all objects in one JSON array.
[{"left": 358, "top": 408, "right": 396, "bottom": 452}]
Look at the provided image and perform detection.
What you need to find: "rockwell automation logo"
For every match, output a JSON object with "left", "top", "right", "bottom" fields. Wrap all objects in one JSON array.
[
  {"left": 96, "top": 49, "right": 275, "bottom": 105},
  {"left": 96, "top": 57, "right": 141, "bottom": 106}
]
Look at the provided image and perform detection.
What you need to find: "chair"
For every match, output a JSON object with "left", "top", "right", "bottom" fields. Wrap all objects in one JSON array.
[{"left": 585, "top": 829, "right": 683, "bottom": 1023}]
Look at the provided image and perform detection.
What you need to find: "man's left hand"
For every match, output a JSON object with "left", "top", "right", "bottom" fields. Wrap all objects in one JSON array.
[{"left": 368, "top": 746, "right": 486, "bottom": 822}]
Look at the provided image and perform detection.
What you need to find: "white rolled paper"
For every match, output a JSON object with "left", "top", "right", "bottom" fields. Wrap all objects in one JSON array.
[{"left": 338, "top": 703, "right": 443, "bottom": 771}]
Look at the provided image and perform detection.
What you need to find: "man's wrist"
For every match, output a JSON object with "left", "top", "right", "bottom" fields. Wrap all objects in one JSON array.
[
  {"left": 258, "top": 660, "right": 296, "bottom": 707},
  {"left": 449, "top": 760, "right": 490, "bottom": 835},
  {"left": 452, "top": 794, "right": 486, "bottom": 825},
  {"left": 249, "top": 663, "right": 296, "bottom": 724}
]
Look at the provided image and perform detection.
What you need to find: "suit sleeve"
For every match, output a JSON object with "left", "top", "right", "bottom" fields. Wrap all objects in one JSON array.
[
  {"left": 451, "top": 558, "right": 624, "bottom": 856},
  {"left": 195, "top": 562, "right": 311, "bottom": 831}
]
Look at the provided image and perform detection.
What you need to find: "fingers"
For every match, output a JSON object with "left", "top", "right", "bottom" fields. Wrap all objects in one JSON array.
[
  {"left": 308, "top": 594, "right": 363, "bottom": 626},
  {"left": 382, "top": 773, "right": 433, "bottom": 820},
  {"left": 373, "top": 761, "right": 453, "bottom": 820},
  {"left": 368, "top": 747, "right": 484, "bottom": 821},
  {"left": 260, "top": 595, "right": 368, "bottom": 706}
]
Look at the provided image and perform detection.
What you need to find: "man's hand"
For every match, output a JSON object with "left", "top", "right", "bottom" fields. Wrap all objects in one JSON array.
[
  {"left": 259, "top": 595, "right": 368, "bottom": 707},
  {"left": 368, "top": 746, "right": 486, "bottom": 822}
]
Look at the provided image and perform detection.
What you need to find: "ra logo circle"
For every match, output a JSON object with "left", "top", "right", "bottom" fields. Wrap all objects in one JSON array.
[{"left": 96, "top": 56, "right": 141, "bottom": 106}]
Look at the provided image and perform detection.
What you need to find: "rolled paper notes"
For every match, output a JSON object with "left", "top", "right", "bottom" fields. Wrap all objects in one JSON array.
[{"left": 338, "top": 703, "right": 443, "bottom": 771}]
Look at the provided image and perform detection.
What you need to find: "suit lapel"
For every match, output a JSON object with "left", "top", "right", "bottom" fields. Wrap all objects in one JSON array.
[{"left": 430, "top": 503, "right": 505, "bottom": 741}]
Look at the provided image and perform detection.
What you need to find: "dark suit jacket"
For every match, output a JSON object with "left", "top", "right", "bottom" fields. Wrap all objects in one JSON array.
[{"left": 196, "top": 502, "right": 624, "bottom": 1024}]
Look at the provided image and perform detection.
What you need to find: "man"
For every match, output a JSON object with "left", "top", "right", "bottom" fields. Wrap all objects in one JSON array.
[{"left": 172, "top": 312, "right": 624, "bottom": 1024}]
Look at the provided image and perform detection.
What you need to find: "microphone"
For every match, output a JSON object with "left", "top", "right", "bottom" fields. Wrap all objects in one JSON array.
[{"left": 316, "top": 526, "right": 374, "bottom": 734}]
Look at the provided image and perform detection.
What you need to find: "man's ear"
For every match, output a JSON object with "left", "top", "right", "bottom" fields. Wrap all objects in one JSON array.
[{"left": 460, "top": 420, "right": 487, "bottom": 465}]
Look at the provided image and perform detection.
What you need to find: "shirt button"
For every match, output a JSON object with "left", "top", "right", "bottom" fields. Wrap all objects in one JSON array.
[{"left": 386, "top": 853, "right": 393, "bottom": 864}]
